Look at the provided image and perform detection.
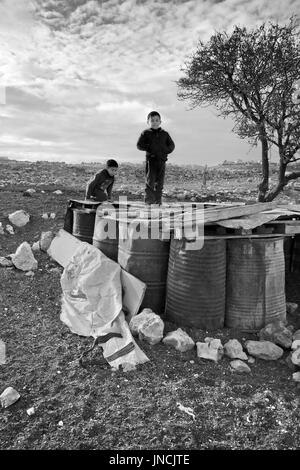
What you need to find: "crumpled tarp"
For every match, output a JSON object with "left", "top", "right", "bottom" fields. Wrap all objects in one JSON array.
[{"left": 60, "top": 242, "right": 149, "bottom": 368}]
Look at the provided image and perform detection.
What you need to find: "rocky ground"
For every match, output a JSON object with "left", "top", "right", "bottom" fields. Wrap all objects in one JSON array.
[{"left": 0, "top": 160, "right": 300, "bottom": 451}]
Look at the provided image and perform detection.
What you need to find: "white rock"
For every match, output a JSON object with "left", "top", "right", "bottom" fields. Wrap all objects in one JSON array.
[
  {"left": 286, "top": 302, "right": 298, "bottom": 315},
  {"left": 11, "top": 242, "right": 38, "bottom": 271},
  {"left": 53, "top": 190, "right": 63, "bottom": 195},
  {"left": 0, "top": 387, "right": 20, "bottom": 408},
  {"left": 40, "top": 231, "right": 54, "bottom": 252},
  {"left": 0, "top": 257, "right": 13, "bottom": 267},
  {"left": 230, "top": 360, "right": 251, "bottom": 373},
  {"left": 291, "top": 348, "right": 300, "bottom": 366},
  {"left": 292, "top": 372, "right": 300, "bottom": 383},
  {"left": 8, "top": 210, "right": 30, "bottom": 227},
  {"left": 129, "top": 308, "right": 155, "bottom": 336},
  {"left": 25, "top": 271, "right": 35, "bottom": 277},
  {"left": 0, "top": 340, "right": 6, "bottom": 365},
  {"left": 50, "top": 212, "right": 56, "bottom": 219},
  {"left": 245, "top": 340, "right": 284, "bottom": 360},
  {"left": 6, "top": 224, "right": 14, "bottom": 235},
  {"left": 41, "top": 190, "right": 45, "bottom": 194},
  {"left": 291, "top": 340, "right": 300, "bottom": 351},
  {"left": 248, "top": 356, "right": 256, "bottom": 364},
  {"left": 162, "top": 328, "right": 195, "bottom": 352},
  {"left": 138, "top": 314, "right": 164, "bottom": 345},
  {"left": 224, "top": 339, "right": 248, "bottom": 360},
  {"left": 0, "top": 222, "right": 4, "bottom": 235},
  {"left": 31, "top": 241, "right": 40, "bottom": 252},
  {"left": 26, "top": 188, "right": 36, "bottom": 194},
  {"left": 26, "top": 407, "right": 35, "bottom": 416},
  {"left": 42, "top": 213, "right": 49, "bottom": 219},
  {"left": 58, "top": 420, "right": 64, "bottom": 427},
  {"left": 196, "top": 339, "right": 224, "bottom": 363}
]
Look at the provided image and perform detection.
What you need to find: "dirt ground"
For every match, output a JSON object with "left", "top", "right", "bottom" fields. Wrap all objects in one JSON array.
[{"left": 0, "top": 162, "right": 300, "bottom": 451}]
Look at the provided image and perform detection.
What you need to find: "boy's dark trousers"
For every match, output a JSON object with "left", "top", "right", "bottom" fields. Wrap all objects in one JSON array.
[{"left": 145, "top": 157, "right": 166, "bottom": 205}]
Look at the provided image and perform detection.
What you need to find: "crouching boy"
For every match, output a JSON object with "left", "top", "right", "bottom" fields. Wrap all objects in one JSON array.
[{"left": 85, "top": 159, "right": 118, "bottom": 202}]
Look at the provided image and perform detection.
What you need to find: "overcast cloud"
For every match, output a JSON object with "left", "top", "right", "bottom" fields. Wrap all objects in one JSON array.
[{"left": 0, "top": 0, "right": 299, "bottom": 164}]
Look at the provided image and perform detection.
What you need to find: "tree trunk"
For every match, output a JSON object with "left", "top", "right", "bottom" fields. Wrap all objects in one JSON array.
[{"left": 257, "top": 128, "right": 269, "bottom": 202}]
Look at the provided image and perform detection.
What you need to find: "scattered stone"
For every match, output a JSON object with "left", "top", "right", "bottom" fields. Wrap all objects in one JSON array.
[
  {"left": 40, "top": 231, "right": 54, "bottom": 252},
  {"left": 230, "top": 360, "right": 251, "bottom": 373},
  {"left": 0, "top": 222, "right": 4, "bottom": 235},
  {"left": 50, "top": 213, "right": 56, "bottom": 219},
  {"left": 8, "top": 210, "right": 30, "bottom": 227},
  {"left": 286, "top": 302, "right": 298, "bottom": 315},
  {"left": 25, "top": 271, "right": 35, "bottom": 277},
  {"left": 138, "top": 316, "right": 164, "bottom": 345},
  {"left": 0, "top": 257, "right": 13, "bottom": 267},
  {"left": 0, "top": 387, "right": 20, "bottom": 408},
  {"left": 291, "top": 348, "right": 300, "bottom": 366},
  {"left": 11, "top": 242, "right": 38, "bottom": 272},
  {"left": 26, "top": 407, "right": 35, "bottom": 416},
  {"left": 292, "top": 372, "right": 300, "bottom": 383},
  {"left": 293, "top": 330, "right": 300, "bottom": 341},
  {"left": 196, "top": 338, "right": 224, "bottom": 363},
  {"left": 31, "top": 241, "right": 40, "bottom": 252},
  {"left": 6, "top": 224, "right": 14, "bottom": 235},
  {"left": 245, "top": 340, "right": 284, "bottom": 360},
  {"left": 291, "top": 340, "right": 300, "bottom": 351},
  {"left": 224, "top": 339, "right": 248, "bottom": 360},
  {"left": 41, "top": 213, "right": 49, "bottom": 220},
  {"left": 129, "top": 308, "right": 155, "bottom": 336},
  {"left": 162, "top": 328, "right": 195, "bottom": 352},
  {"left": 258, "top": 321, "right": 293, "bottom": 349},
  {"left": 248, "top": 356, "right": 256, "bottom": 364},
  {"left": 0, "top": 340, "right": 6, "bottom": 365},
  {"left": 53, "top": 190, "right": 63, "bottom": 195}
]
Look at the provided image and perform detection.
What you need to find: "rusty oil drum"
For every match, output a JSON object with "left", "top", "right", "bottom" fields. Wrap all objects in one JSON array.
[
  {"left": 225, "top": 236, "right": 286, "bottom": 331},
  {"left": 63, "top": 199, "right": 102, "bottom": 235},
  {"left": 165, "top": 237, "right": 226, "bottom": 329},
  {"left": 72, "top": 207, "right": 97, "bottom": 244},
  {"left": 118, "top": 217, "right": 170, "bottom": 314}
]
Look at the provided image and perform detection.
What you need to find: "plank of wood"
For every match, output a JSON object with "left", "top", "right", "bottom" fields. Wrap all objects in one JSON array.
[
  {"left": 215, "top": 212, "right": 281, "bottom": 230},
  {"left": 265, "top": 220, "right": 300, "bottom": 235},
  {"left": 164, "top": 201, "right": 278, "bottom": 229}
]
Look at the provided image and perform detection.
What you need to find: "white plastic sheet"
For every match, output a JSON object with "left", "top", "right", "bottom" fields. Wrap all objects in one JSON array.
[{"left": 60, "top": 242, "right": 149, "bottom": 368}]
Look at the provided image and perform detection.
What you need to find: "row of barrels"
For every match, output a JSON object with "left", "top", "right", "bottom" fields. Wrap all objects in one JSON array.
[{"left": 66, "top": 202, "right": 287, "bottom": 332}]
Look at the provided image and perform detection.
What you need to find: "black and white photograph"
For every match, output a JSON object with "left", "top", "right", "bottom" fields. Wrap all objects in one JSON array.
[{"left": 1, "top": 0, "right": 300, "bottom": 455}]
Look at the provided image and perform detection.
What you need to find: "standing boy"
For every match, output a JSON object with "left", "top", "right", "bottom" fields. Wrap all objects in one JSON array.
[
  {"left": 85, "top": 159, "right": 118, "bottom": 202},
  {"left": 137, "top": 111, "right": 175, "bottom": 205}
]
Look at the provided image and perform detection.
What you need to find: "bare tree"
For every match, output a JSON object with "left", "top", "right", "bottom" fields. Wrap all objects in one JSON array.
[{"left": 177, "top": 17, "right": 300, "bottom": 201}]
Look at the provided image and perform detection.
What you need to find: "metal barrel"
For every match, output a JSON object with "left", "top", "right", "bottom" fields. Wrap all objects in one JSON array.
[
  {"left": 72, "top": 208, "right": 97, "bottom": 244},
  {"left": 63, "top": 199, "right": 102, "bottom": 235},
  {"left": 225, "top": 237, "right": 286, "bottom": 332},
  {"left": 165, "top": 237, "right": 226, "bottom": 329},
  {"left": 93, "top": 214, "right": 119, "bottom": 262},
  {"left": 118, "top": 218, "right": 170, "bottom": 314}
]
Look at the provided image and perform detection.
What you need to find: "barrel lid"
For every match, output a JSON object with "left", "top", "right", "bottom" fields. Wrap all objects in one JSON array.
[{"left": 73, "top": 207, "right": 96, "bottom": 213}]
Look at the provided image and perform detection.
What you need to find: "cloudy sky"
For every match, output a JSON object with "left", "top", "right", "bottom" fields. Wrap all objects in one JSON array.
[{"left": 0, "top": 0, "right": 299, "bottom": 165}]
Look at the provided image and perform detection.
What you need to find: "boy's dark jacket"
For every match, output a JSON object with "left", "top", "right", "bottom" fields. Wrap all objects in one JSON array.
[
  {"left": 137, "top": 128, "right": 175, "bottom": 161},
  {"left": 85, "top": 169, "right": 114, "bottom": 199}
]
